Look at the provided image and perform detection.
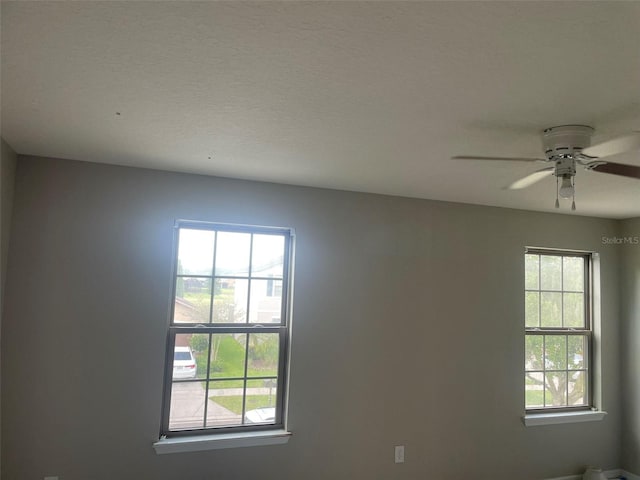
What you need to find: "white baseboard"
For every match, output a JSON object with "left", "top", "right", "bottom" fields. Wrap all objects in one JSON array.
[{"left": 547, "top": 469, "right": 639, "bottom": 480}]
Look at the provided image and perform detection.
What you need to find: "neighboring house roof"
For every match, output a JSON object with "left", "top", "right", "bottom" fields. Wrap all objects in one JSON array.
[{"left": 174, "top": 297, "right": 196, "bottom": 310}]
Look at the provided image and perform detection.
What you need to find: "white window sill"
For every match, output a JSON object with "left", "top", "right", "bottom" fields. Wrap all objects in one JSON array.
[
  {"left": 153, "top": 429, "right": 292, "bottom": 454},
  {"left": 523, "top": 410, "right": 607, "bottom": 427}
]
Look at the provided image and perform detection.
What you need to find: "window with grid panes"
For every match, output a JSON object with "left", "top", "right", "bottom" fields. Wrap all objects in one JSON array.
[
  {"left": 161, "top": 222, "right": 293, "bottom": 436},
  {"left": 524, "top": 249, "right": 592, "bottom": 412}
]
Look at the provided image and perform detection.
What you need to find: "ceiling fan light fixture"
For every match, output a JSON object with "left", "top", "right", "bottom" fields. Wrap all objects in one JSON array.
[
  {"left": 452, "top": 125, "right": 640, "bottom": 213},
  {"left": 559, "top": 175, "right": 574, "bottom": 199}
]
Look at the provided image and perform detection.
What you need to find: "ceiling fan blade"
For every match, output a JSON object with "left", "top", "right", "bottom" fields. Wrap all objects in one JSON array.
[
  {"left": 588, "top": 161, "right": 640, "bottom": 179},
  {"left": 452, "top": 155, "right": 546, "bottom": 163},
  {"left": 506, "top": 167, "right": 555, "bottom": 190},
  {"left": 581, "top": 132, "right": 640, "bottom": 158}
]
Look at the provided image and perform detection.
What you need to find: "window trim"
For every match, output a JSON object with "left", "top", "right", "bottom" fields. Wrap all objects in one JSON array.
[
  {"left": 153, "top": 429, "right": 292, "bottom": 454},
  {"left": 524, "top": 247, "right": 594, "bottom": 414},
  {"left": 159, "top": 221, "right": 294, "bottom": 439},
  {"left": 522, "top": 409, "right": 606, "bottom": 427}
]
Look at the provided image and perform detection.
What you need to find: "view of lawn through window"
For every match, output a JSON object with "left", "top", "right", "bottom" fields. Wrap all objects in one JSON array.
[
  {"left": 524, "top": 251, "right": 591, "bottom": 411},
  {"left": 162, "top": 224, "right": 291, "bottom": 434}
]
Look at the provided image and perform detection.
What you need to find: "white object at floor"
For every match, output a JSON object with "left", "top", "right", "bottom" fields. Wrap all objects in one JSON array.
[{"left": 582, "top": 467, "right": 607, "bottom": 480}]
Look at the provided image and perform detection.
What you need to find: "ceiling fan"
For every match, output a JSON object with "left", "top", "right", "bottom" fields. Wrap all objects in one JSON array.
[{"left": 452, "top": 125, "right": 640, "bottom": 210}]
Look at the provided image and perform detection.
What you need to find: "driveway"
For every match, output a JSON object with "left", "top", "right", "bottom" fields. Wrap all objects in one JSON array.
[{"left": 169, "top": 381, "right": 241, "bottom": 429}]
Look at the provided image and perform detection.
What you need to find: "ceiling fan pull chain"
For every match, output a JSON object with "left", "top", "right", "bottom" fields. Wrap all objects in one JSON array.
[
  {"left": 571, "top": 177, "right": 576, "bottom": 211},
  {"left": 555, "top": 176, "right": 560, "bottom": 209}
]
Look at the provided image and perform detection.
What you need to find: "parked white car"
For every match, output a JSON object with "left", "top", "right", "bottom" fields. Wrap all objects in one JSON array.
[
  {"left": 244, "top": 407, "right": 275, "bottom": 424},
  {"left": 172, "top": 346, "right": 197, "bottom": 379}
]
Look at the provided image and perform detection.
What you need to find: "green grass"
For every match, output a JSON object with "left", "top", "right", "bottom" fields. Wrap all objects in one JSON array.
[
  {"left": 212, "top": 336, "right": 245, "bottom": 377},
  {"left": 526, "top": 390, "right": 544, "bottom": 407},
  {"left": 183, "top": 291, "right": 210, "bottom": 303},
  {"left": 193, "top": 336, "right": 277, "bottom": 383},
  {"left": 526, "top": 390, "right": 558, "bottom": 407},
  {"left": 211, "top": 395, "right": 274, "bottom": 414}
]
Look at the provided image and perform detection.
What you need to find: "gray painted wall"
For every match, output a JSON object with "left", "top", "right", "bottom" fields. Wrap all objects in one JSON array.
[
  {"left": 1, "top": 139, "right": 17, "bottom": 312},
  {"left": 0, "top": 138, "right": 17, "bottom": 478},
  {"left": 1, "top": 155, "right": 623, "bottom": 480},
  {"left": 620, "top": 217, "right": 640, "bottom": 473}
]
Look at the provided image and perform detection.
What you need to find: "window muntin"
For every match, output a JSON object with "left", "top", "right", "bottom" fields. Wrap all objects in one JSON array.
[
  {"left": 524, "top": 250, "right": 591, "bottom": 412},
  {"left": 161, "top": 222, "right": 292, "bottom": 436}
]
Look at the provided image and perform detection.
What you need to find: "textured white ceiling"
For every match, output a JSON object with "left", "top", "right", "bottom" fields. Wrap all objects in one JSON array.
[{"left": 2, "top": 1, "right": 639, "bottom": 218}]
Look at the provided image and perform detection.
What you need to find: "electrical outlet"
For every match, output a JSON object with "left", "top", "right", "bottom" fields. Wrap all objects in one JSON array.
[{"left": 394, "top": 445, "right": 405, "bottom": 464}]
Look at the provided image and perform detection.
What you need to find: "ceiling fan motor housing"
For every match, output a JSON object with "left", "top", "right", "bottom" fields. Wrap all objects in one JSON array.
[{"left": 542, "top": 125, "right": 594, "bottom": 161}]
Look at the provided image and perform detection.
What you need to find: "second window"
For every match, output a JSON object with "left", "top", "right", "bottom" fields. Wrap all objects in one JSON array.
[{"left": 524, "top": 249, "right": 592, "bottom": 412}]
